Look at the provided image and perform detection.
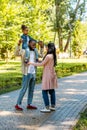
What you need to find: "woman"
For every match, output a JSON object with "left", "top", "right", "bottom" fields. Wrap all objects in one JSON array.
[{"left": 28, "top": 43, "right": 58, "bottom": 113}]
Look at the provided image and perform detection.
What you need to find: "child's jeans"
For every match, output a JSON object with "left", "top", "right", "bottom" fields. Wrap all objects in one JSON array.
[
  {"left": 42, "top": 89, "right": 56, "bottom": 107},
  {"left": 24, "top": 48, "right": 30, "bottom": 63},
  {"left": 17, "top": 74, "right": 36, "bottom": 105},
  {"left": 24, "top": 48, "right": 38, "bottom": 63}
]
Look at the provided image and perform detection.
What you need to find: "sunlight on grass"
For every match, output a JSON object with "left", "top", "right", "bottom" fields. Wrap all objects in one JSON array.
[{"left": 0, "top": 59, "right": 87, "bottom": 95}]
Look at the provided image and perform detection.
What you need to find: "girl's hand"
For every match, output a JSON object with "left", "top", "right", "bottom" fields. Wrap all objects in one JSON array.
[{"left": 18, "top": 39, "right": 23, "bottom": 46}]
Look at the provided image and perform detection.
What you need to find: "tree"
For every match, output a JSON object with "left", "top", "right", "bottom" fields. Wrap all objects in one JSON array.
[
  {"left": 72, "top": 20, "right": 87, "bottom": 57},
  {"left": 0, "top": 0, "right": 53, "bottom": 60},
  {"left": 54, "top": 0, "right": 69, "bottom": 51},
  {"left": 54, "top": 0, "right": 86, "bottom": 52},
  {"left": 64, "top": 0, "right": 86, "bottom": 52},
  {"left": 0, "top": 0, "right": 26, "bottom": 60},
  {"left": 0, "top": 0, "right": 87, "bottom": 60}
]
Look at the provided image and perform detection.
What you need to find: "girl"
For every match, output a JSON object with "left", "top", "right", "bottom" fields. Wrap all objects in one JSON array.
[
  {"left": 18, "top": 25, "right": 38, "bottom": 63},
  {"left": 28, "top": 43, "right": 58, "bottom": 113}
]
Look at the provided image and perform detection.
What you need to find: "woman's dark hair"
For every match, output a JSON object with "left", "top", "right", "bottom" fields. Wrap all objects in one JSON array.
[
  {"left": 44, "top": 42, "right": 57, "bottom": 66},
  {"left": 21, "top": 25, "right": 28, "bottom": 30}
]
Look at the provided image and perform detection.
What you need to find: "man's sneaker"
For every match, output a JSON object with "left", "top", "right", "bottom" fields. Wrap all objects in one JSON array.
[
  {"left": 27, "top": 105, "right": 37, "bottom": 110},
  {"left": 50, "top": 106, "right": 56, "bottom": 111},
  {"left": 40, "top": 108, "right": 51, "bottom": 113},
  {"left": 15, "top": 105, "right": 23, "bottom": 111}
]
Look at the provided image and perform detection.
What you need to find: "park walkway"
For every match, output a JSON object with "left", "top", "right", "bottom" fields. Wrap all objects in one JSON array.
[{"left": 0, "top": 72, "right": 87, "bottom": 130}]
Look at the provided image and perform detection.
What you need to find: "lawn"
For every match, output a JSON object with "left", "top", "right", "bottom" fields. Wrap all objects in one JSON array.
[
  {"left": 0, "top": 61, "right": 22, "bottom": 94},
  {"left": 0, "top": 58, "right": 87, "bottom": 94}
]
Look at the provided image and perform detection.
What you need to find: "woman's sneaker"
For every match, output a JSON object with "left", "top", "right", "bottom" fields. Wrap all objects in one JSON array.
[
  {"left": 50, "top": 106, "right": 56, "bottom": 111},
  {"left": 40, "top": 108, "right": 51, "bottom": 113}
]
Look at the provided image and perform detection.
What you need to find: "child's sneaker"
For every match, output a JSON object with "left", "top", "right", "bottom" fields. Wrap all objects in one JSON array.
[
  {"left": 15, "top": 105, "right": 23, "bottom": 111},
  {"left": 40, "top": 108, "right": 51, "bottom": 113}
]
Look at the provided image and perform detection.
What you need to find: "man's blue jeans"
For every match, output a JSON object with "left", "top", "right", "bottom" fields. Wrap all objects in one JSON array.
[
  {"left": 42, "top": 89, "right": 56, "bottom": 107},
  {"left": 17, "top": 74, "right": 36, "bottom": 105}
]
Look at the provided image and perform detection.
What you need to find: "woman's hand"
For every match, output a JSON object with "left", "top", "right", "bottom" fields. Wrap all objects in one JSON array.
[{"left": 27, "top": 62, "right": 32, "bottom": 65}]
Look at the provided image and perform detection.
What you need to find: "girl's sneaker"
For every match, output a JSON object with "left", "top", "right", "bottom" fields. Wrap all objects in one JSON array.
[
  {"left": 40, "top": 108, "right": 51, "bottom": 113},
  {"left": 50, "top": 106, "right": 56, "bottom": 111}
]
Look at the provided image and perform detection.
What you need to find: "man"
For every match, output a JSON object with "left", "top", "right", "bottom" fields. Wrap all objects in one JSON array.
[{"left": 15, "top": 40, "right": 39, "bottom": 111}]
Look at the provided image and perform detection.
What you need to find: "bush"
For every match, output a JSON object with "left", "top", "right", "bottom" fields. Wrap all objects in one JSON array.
[{"left": 0, "top": 61, "right": 87, "bottom": 94}]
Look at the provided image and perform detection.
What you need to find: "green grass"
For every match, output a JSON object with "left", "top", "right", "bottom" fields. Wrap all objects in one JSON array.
[
  {"left": 73, "top": 108, "right": 87, "bottom": 130},
  {"left": 0, "top": 61, "right": 22, "bottom": 94},
  {"left": 0, "top": 59, "right": 87, "bottom": 95}
]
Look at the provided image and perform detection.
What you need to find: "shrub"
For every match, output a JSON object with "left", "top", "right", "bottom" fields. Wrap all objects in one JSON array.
[{"left": 0, "top": 62, "right": 87, "bottom": 94}]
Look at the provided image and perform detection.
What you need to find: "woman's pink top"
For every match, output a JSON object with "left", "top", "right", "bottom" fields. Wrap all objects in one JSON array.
[{"left": 32, "top": 54, "right": 58, "bottom": 90}]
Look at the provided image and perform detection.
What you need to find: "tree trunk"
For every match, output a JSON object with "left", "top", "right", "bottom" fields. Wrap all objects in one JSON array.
[
  {"left": 64, "top": 32, "right": 71, "bottom": 52},
  {"left": 55, "top": 1, "right": 63, "bottom": 51},
  {"left": 58, "top": 29, "right": 63, "bottom": 51},
  {"left": 5, "top": 35, "right": 9, "bottom": 63},
  {"left": 54, "top": 32, "right": 56, "bottom": 43},
  {"left": 6, "top": 50, "right": 9, "bottom": 63}
]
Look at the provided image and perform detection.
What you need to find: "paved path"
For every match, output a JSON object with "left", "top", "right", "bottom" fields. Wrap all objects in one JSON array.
[{"left": 0, "top": 72, "right": 87, "bottom": 130}]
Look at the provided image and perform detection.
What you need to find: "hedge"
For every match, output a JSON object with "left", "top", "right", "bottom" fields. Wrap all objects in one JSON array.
[{"left": 0, "top": 62, "right": 87, "bottom": 94}]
